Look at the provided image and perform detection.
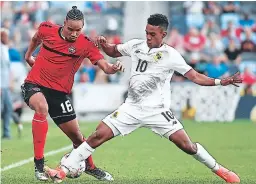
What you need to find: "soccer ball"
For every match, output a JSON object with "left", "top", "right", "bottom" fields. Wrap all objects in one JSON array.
[{"left": 60, "top": 153, "right": 86, "bottom": 179}]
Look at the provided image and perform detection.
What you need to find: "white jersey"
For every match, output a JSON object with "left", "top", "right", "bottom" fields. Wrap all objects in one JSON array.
[{"left": 117, "top": 39, "right": 192, "bottom": 109}]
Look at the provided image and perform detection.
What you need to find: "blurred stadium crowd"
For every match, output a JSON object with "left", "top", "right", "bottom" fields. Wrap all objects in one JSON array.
[
  {"left": 1, "top": 1, "right": 256, "bottom": 138},
  {"left": 1, "top": 2, "right": 256, "bottom": 88},
  {"left": 1, "top": 1, "right": 256, "bottom": 85}
]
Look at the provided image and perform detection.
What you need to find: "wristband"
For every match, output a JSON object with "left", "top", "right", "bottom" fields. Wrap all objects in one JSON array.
[{"left": 214, "top": 79, "right": 221, "bottom": 86}]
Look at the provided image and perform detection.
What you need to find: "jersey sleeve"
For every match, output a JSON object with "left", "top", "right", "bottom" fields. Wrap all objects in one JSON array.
[
  {"left": 37, "top": 21, "right": 53, "bottom": 40},
  {"left": 116, "top": 39, "right": 140, "bottom": 57},
  {"left": 169, "top": 48, "right": 192, "bottom": 75},
  {"left": 85, "top": 39, "right": 104, "bottom": 65}
]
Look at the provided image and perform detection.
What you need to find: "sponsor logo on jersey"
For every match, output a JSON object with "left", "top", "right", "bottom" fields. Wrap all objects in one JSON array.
[{"left": 68, "top": 46, "right": 76, "bottom": 54}]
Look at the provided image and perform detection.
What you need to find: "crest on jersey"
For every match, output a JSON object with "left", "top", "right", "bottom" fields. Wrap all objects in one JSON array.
[
  {"left": 153, "top": 52, "right": 162, "bottom": 62},
  {"left": 68, "top": 46, "right": 76, "bottom": 54}
]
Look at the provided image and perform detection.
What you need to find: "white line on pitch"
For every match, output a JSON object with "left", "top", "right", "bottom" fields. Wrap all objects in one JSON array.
[{"left": 1, "top": 145, "right": 73, "bottom": 172}]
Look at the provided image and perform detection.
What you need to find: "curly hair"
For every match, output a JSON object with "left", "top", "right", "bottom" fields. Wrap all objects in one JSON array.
[{"left": 147, "top": 14, "right": 169, "bottom": 31}]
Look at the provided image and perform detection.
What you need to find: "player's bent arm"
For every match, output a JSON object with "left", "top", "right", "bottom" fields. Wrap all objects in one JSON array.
[
  {"left": 25, "top": 31, "right": 42, "bottom": 66},
  {"left": 184, "top": 69, "right": 216, "bottom": 86},
  {"left": 96, "top": 59, "right": 117, "bottom": 74},
  {"left": 100, "top": 43, "right": 122, "bottom": 58}
]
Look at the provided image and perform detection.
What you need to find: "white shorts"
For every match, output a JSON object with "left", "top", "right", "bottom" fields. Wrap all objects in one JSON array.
[{"left": 102, "top": 103, "right": 183, "bottom": 139}]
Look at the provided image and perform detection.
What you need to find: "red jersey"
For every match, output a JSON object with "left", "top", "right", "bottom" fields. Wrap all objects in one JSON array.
[{"left": 25, "top": 21, "right": 104, "bottom": 93}]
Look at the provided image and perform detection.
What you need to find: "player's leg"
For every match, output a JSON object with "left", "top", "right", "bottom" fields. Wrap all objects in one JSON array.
[
  {"left": 169, "top": 129, "right": 240, "bottom": 183},
  {"left": 45, "top": 121, "right": 116, "bottom": 183},
  {"left": 21, "top": 83, "right": 49, "bottom": 181},
  {"left": 12, "top": 107, "right": 23, "bottom": 137},
  {"left": 57, "top": 118, "right": 113, "bottom": 181},
  {"left": 1, "top": 88, "right": 12, "bottom": 139},
  {"left": 45, "top": 105, "right": 139, "bottom": 182},
  {"left": 47, "top": 93, "right": 116, "bottom": 181},
  {"left": 149, "top": 109, "right": 240, "bottom": 183}
]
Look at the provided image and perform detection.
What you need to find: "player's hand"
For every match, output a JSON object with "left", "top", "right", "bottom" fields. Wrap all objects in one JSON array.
[
  {"left": 25, "top": 55, "right": 35, "bottom": 67},
  {"left": 112, "top": 60, "right": 125, "bottom": 72},
  {"left": 221, "top": 72, "right": 243, "bottom": 87},
  {"left": 95, "top": 36, "right": 107, "bottom": 47}
]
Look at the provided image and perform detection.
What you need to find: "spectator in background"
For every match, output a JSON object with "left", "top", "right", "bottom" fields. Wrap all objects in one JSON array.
[
  {"left": 1, "top": 28, "right": 13, "bottom": 139},
  {"left": 205, "top": 55, "right": 229, "bottom": 78},
  {"left": 241, "top": 28, "right": 256, "bottom": 52},
  {"left": 222, "top": 2, "right": 239, "bottom": 14},
  {"left": 224, "top": 39, "right": 241, "bottom": 65},
  {"left": 188, "top": 52, "right": 201, "bottom": 69},
  {"left": 203, "top": 1, "right": 221, "bottom": 15},
  {"left": 221, "top": 21, "right": 242, "bottom": 41},
  {"left": 94, "top": 68, "right": 110, "bottom": 84},
  {"left": 75, "top": 58, "right": 97, "bottom": 83},
  {"left": 184, "top": 27, "right": 206, "bottom": 52},
  {"left": 13, "top": 2, "right": 36, "bottom": 25},
  {"left": 104, "top": 29, "right": 121, "bottom": 45},
  {"left": 202, "top": 32, "right": 224, "bottom": 61},
  {"left": 183, "top": 1, "right": 204, "bottom": 29},
  {"left": 201, "top": 19, "right": 221, "bottom": 36},
  {"left": 27, "top": 21, "right": 40, "bottom": 41},
  {"left": 244, "top": 85, "right": 254, "bottom": 96},
  {"left": 167, "top": 27, "right": 185, "bottom": 55},
  {"left": 2, "top": 19, "right": 14, "bottom": 38},
  {"left": 182, "top": 99, "right": 196, "bottom": 120},
  {"left": 241, "top": 27, "right": 256, "bottom": 44},
  {"left": 239, "top": 13, "right": 255, "bottom": 29},
  {"left": 9, "top": 41, "right": 22, "bottom": 63},
  {"left": 241, "top": 67, "right": 256, "bottom": 85}
]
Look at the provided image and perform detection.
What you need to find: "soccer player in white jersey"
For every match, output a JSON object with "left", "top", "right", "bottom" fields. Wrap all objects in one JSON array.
[{"left": 45, "top": 14, "right": 242, "bottom": 183}]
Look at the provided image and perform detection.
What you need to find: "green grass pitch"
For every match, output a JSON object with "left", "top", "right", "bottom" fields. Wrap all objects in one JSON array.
[{"left": 1, "top": 120, "right": 256, "bottom": 184}]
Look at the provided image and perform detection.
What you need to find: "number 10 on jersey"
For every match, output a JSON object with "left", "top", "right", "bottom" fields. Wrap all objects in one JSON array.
[{"left": 136, "top": 59, "right": 148, "bottom": 72}]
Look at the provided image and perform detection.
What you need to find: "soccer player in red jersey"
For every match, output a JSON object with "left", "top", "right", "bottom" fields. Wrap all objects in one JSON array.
[{"left": 21, "top": 6, "right": 122, "bottom": 181}]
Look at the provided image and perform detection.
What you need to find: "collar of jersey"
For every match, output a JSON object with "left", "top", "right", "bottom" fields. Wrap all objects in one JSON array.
[{"left": 147, "top": 43, "right": 166, "bottom": 53}]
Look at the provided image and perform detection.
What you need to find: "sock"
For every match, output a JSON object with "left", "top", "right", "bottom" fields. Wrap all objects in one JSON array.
[
  {"left": 73, "top": 137, "right": 95, "bottom": 169},
  {"left": 193, "top": 143, "right": 220, "bottom": 172},
  {"left": 62, "top": 142, "right": 95, "bottom": 174},
  {"left": 32, "top": 113, "right": 48, "bottom": 160}
]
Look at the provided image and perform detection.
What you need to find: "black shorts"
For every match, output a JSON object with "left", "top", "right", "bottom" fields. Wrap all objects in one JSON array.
[{"left": 21, "top": 82, "right": 76, "bottom": 125}]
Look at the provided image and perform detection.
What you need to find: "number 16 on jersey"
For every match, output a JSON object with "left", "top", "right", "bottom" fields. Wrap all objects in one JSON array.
[{"left": 61, "top": 100, "right": 73, "bottom": 113}]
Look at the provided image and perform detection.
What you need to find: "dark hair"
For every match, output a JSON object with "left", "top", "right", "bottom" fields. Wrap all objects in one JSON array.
[
  {"left": 147, "top": 14, "right": 169, "bottom": 31},
  {"left": 66, "top": 6, "right": 84, "bottom": 21}
]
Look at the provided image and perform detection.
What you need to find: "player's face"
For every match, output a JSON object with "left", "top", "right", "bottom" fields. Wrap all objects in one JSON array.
[
  {"left": 145, "top": 24, "right": 167, "bottom": 49},
  {"left": 63, "top": 20, "right": 83, "bottom": 42}
]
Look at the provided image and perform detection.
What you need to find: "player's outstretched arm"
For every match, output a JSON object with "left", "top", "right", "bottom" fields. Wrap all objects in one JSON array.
[
  {"left": 25, "top": 31, "right": 42, "bottom": 67},
  {"left": 97, "top": 59, "right": 125, "bottom": 74},
  {"left": 184, "top": 69, "right": 243, "bottom": 87},
  {"left": 95, "top": 36, "right": 122, "bottom": 58}
]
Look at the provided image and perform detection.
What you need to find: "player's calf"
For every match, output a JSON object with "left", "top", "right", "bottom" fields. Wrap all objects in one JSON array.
[{"left": 86, "top": 121, "right": 115, "bottom": 148}]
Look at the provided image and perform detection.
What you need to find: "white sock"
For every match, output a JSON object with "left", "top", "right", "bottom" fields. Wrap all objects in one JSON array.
[
  {"left": 61, "top": 142, "right": 95, "bottom": 174},
  {"left": 193, "top": 143, "right": 220, "bottom": 172}
]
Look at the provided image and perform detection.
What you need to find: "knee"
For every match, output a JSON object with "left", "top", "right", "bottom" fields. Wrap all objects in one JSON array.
[
  {"left": 180, "top": 142, "right": 197, "bottom": 155},
  {"left": 34, "top": 102, "right": 48, "bottom": 116}
]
